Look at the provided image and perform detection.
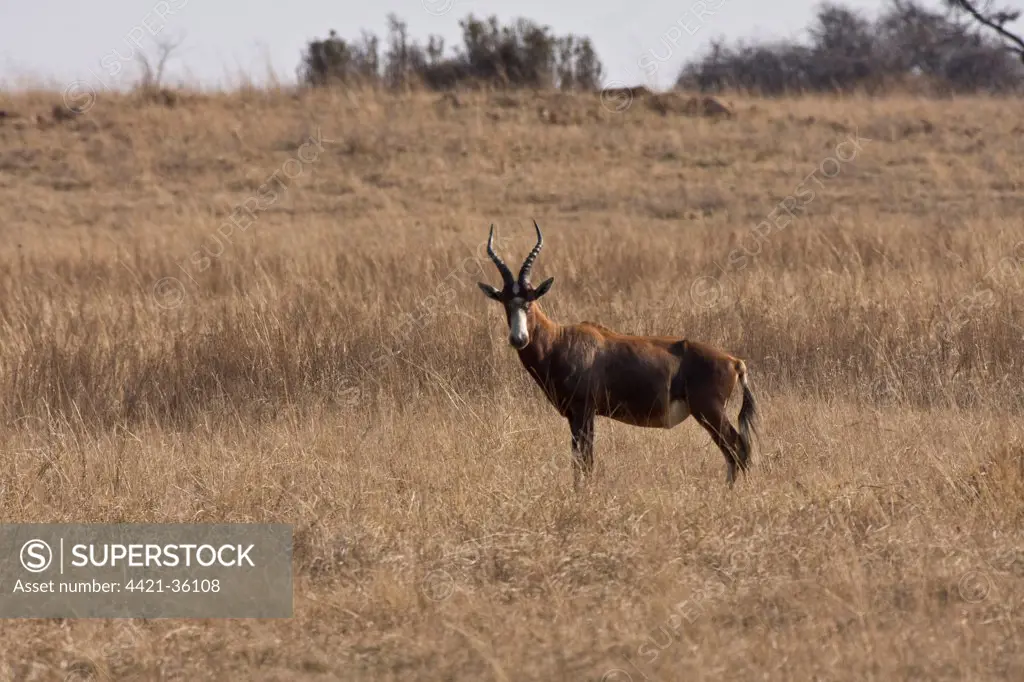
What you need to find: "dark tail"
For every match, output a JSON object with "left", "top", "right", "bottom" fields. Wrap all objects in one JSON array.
[{"left": 735, "top": 361, "right": 759, "bottom": 473}]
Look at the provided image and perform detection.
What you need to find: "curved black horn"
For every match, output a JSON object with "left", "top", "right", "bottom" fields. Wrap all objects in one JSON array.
[
  {"left": 486, "top": 224, "right": 515, "bottom": 287},
  {"left": 518, "top": 220, "right": 544, "bottom": 285}
]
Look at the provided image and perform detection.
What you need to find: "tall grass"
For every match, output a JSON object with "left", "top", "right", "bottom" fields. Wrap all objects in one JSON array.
[{"left": 0, "top": 86, "right": 1021, "bottom": 681}]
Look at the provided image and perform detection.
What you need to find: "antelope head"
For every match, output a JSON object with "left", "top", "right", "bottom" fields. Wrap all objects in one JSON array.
[{"left": 477, "top": 221, "right": 554, "bottom": 350}]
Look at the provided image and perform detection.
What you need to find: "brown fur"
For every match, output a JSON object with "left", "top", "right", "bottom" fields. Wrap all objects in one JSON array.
[
  {"left": 479, "top": 223, "right": 759, "bottom": 490},
  {"left": 510, "top": 304, "right": 759, "bottom": 488}
]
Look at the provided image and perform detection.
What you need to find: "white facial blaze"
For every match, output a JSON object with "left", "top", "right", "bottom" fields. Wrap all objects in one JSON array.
[{"left": 509, "top": 299, "right": 528, "bottom": 345}]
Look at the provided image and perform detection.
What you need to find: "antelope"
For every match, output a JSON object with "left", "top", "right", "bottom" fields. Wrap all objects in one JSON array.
[{"left": 477, "top": 221, "right": 759, "bottom": 490}]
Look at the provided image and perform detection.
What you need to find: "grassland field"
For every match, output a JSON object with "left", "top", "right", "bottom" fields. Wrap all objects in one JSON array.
[{"left": 0, "top": 85, "right": 1022, "bottom": 680}]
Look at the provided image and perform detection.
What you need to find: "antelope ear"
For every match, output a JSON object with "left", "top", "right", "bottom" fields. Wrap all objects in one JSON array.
[
  {"left": 533, "top": 277, "right": 554, "bottom": 298},
  {"left": 477, "top": 282, "right": 502, "bottom": 301}
]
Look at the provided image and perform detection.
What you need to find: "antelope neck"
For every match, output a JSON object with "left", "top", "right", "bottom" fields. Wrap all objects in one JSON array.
[{"left": 515, "top": 303, "right": 560, "bottom": 365}]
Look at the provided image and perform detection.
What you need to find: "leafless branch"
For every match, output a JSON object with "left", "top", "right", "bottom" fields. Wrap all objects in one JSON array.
[
  {"left": 136, "top": 33, "right": 186, "bottom": 90},
  {"left": 947, "top": 0, "right": 1024, "bottom": 61}
]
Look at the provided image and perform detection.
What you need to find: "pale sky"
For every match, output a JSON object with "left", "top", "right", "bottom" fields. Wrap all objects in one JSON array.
[{"left": 0, "top": 0, "right": 1011, "bottom": 92}]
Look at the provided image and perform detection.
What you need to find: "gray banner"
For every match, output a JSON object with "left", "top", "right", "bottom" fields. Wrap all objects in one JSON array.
[{"left": 0, "top": 524, "right": 292, "bottom": 618}]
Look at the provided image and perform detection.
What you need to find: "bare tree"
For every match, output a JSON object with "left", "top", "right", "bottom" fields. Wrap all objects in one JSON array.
[
  {"left": 947, "top": 0, "right": 1024, "bottom": 62},
  {"left": 676, "top": 0, "right": 1023, "bottom": 95},
  {"left": 136, "top": 33, "right": 186, "bottom": 91}
]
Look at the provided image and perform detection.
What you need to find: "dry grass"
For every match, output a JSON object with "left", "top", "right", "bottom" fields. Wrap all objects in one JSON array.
[{"left": 0, "top": 86, "right": 1022, "bottom": 681}]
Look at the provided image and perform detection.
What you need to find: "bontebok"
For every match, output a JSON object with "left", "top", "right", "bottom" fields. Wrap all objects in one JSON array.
[{"left": 478, "top": 221, "right": 760, "bottom": 490}]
